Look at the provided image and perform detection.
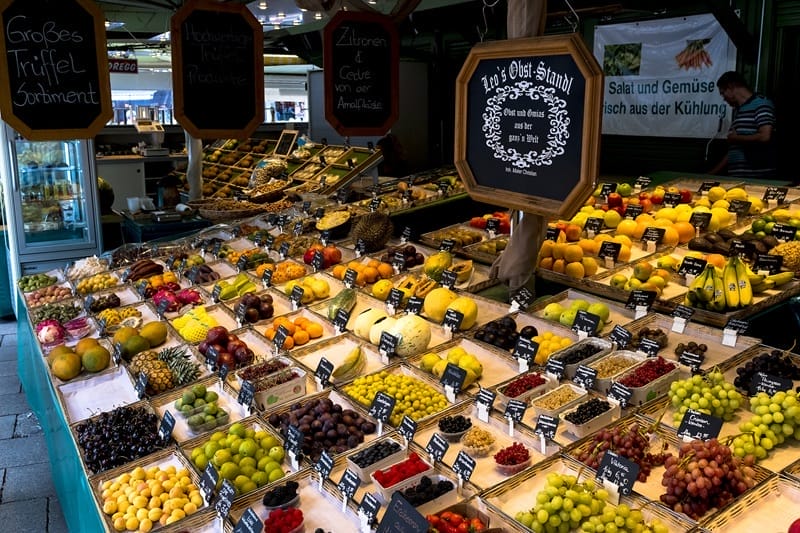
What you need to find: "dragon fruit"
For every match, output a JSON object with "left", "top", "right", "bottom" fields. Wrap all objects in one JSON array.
[
  {"left": 152, "top": 288, "right": 180, "bottom": 312},
  {"left": 175, "top": 289, "right": 202, "bottom": 305},
  {"left": 36, "top": 319, "right": 66, "bottom": 345}
]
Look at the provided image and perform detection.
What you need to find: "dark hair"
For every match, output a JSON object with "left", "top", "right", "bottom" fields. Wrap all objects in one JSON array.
[{"left": 717, "top": 71, "right": 749, "bottom": 90}]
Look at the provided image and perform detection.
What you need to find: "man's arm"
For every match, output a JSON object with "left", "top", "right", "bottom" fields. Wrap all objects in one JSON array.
[{"left": 727, "top": 124, "right": 773, "bottom": 144}]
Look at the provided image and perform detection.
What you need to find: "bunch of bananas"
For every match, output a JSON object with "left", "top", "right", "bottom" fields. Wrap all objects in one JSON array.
[{"left": 684, "top": 264, "right": 725, "bottom": 311}]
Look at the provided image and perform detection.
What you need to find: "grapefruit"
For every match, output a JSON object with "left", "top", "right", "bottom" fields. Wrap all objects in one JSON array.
[
  {"left": 82, "top": 345, "right": 111, "bottom": 373},
  {"left": 565, "top": 261, "right": 585, "bottom": 279}
]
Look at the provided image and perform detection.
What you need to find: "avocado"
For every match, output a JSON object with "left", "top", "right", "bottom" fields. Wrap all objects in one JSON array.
[{"left": 688, "top": 237, "right": 714, "bottom": 252}]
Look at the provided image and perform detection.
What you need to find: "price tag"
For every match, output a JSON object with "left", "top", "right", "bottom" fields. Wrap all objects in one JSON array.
[
  {"left": 697, "top": 181, "right": 720, "bottom": 194},
  {"left": 596, "top": 450, "right": 639, "bottom": 496},
  {"left": 392, "top": 251, "right": 406, "bottom": 274},
  {"left": 279, "top": 241, "right": 291, "bottom": 259},
  {"left": 215, "top": 479, "right": 235, "bottom": 519},
  {"left": 583, "top": 217, "right": 604, "bottom": 237},
  {"left": 218, "top": 364, "right": 230, "bottom": 381},
  {"left": 286, "top": 425, "right": 303, "bottom": 468},
  {"left": 386, "top": 288, "right": 403, "bottom": 315},
  {"left": 400, "top": 226, "right": 412, "bottom": 243},
  {"left": 121, "top": 268, "right": 132, "bottom": 282},
  {"left": 267, "top": 214, "right": 279, "bottom": 226},
  {"left": 369, "top": 197, "right": 381, "bottom": 212},
  {"left": 314, "top": 450, "right": 334, "bottom": 485},
  {"left": 425, "top": 432, "right": 449, "bottom": 463},
  {"left": 302, "top": 200, "right": 312, "bottom": 214},
  {"left": 199, "top": 463, "right": 219, "bottom": 503},
  {"left": 439, "top": 238, "right": 455, "bottom": 252},
  {"left": 641, "top": 227, "right": 666, "bottom": 251},
  {"left": 512, "top": 337, "right": 539, "bottom": 372},
  {"left": 598, "top": 241, "right": 622, "bottom": 268},
  {"left": 398, "top": 415, "right": 417, "bottom": 444},
  {"left": 679, "top": 351, "right": 705, "bottom": 371},
  {"left": 236, "top": 256, "right": 249, "bottom": 272},
  {"left": 452, "top": 450, "right": 476, "bottom": 483},
  {"left": 678, "top": 257, "right": 707, "bottom": 277},
  {"left": 355, "top": 239, "right": 367, "bottom": 258},
  {"left": 358, "top": 493, "right": 381, "bottom": 531},
  {"left": 625, "top": 289, "right": 657, "bottom": 319},
  {"left": 273, "top": 324, "right": 290, "bottom": 351},
  {"left": 211, "top": 284, "right": 222, "bottom": 303},
  {"left": 437, "top": 180, "right": 449, "bottom": 195},
  {"left": 178, "top": 258, "right": 188, "bottom": 274},
  {"left": 443, "top": 309, "right": 464, "bottom": 334},
  {"left": 235, "top": 301, "right": 248, "bottom": 325},
  {"left": 205, "top": 345, "right": 220, "bottom": 369},
  {"left": 135, "top": 279, "right": 149, "bottom": 298},
  {"left": 368, "top": 391, "right": 396, "bottom": 428},
  {"left": 341, "top": 268, "right": 358, "bottom": 289},
  {"left": 545, "top": 358, "right": 566, "bottom": 380},
  {"left": 688, "top": 211, "right": 711, "bottom": 230},
  {"left": 261, "top": 268, "right": 273, "bottom": 288},
  {"left": 212, "top": 241, "right": 222, "bottom": 258},
  {"left": 600, "top": 182, "right": 617, "bottom": 197},
  {"left": 638, "top": 338, "right": 661, "bottom": 357},
  {"left": 315, "top": 207, "right": 326, "bottom": 220},
  {"left": 156, "top": 299, "right": 171, "bottom": 319},
  {"left": 311, "top": 250, "right": 324, "bottom": 271},
  {"left": 534, "top": 414, "right": 559, "bottom": 440},
  {"left": 634, "top": 176, "right": 651, "bottom": 189},
  {"left": 98, "top": 318, "right": 108, "bottom": 339},
  {"left": 333, "top": 308, "right": 350, "bottom": 334},
  {"left": 722, "top": 318, "right": 749, "bottom": 347},
  {"left": 83, "top": 294, "right": 95, "bottom": 312},
  {"left": 320, "top": 154, "right": 328, "bottom": 165},
  {"left": 441, "top": 270, "right": 458, "bottom": 290},
  {"left": 572, "top": 310, "right": 601, "bottom": 338},
  {"left": 662, "top": 192, "right": 681, "bottom": 207},
  {"left": 573, "top": 366, "right": 597, "bottom": 390},
  {"left": 509, "top": 287, "right": 535, "bottom": 312},
  {"left": 264, "top": 234, "right": 275, "bottom": 250},
  {"left": 475, "top": 388, "right": 496, "bottom": 423},
  {"left": 754, "top": 253, "right": 783, "bottom": 275},
  {"left": 289, "top": 285, "right": 304, "bottom": 309},
  {"left": 677, "top": 409, "right": 723, "bottom": 441},
  {"left": 233, "top": 508, "right": 263, "bottom": 533},
  {"left": 762, "top": 186, "right": 788, "bottom": 203},
  {"left": 624, "top": 204, "right": 643, "bottom": 219},
  {"left": 337, "top": 188, "right": 349, "bottom": 204},
  {"left": 672, "top": 305, "right": 695, "bottom": 333},
  {"left": 378, "top": 331, "right": 399, "bottom": 363},
  {"left": 158, "top": 410, "right": 175, "bottom": 441},
  {"left": 773, "top": 223, "right": 797, "bottom": 242},
  {"left": 135, "top": 372, "right": 148, "bottom": 399},
  {"left": 609, "top": 325, "right": 632, "bottom": 349},
  {"left": 749, "top": 371, "right": 794, "bottom": 396},
  {"left": 728, "top": 199, "right": 752, "bottom": 216},
  {"left": 504, "top": 399, "right": 527, "bottom": 435},
  {"left": 315, "top": 357, "right": 334, "bottom": 389},
  {"left": 440, "top": 363, "right": 466, "bottom": 402},
  {"left": 405, "top": 296, "right": 423, "bottom": 315},
  {"left": 237, "top": 380, "right": 255, "bottom": 411},
  {"left": 608, "top": 383, "right": 633, "bottom": 408},
  {"left": 277, "top": 214, "right": 289, "bottom": 230},
  {"left": 377, "top": 492, "right": 428, "bottom": 533},
  {"left": 545, "top": 226, "right": 560, "bottom": 240},
  {"left": 486, "top": 217, "right": 500, "bottom": 237},
  {"left": 253, "top": 234, "right": 264, "bottom": 247}
]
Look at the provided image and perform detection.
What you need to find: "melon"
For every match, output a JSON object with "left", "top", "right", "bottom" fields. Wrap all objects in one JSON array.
[
  {"left": 423, "top": 287, "right": 458, "bottom": 323},
  {"left": 352, "top": 308, "right": 388, "bottom": 339},
  {"left": 369, "top": 316, "right": 397, "bottom": 345},
  {"left": 387, "top": 314, "right": 431, "bottom": 357}
]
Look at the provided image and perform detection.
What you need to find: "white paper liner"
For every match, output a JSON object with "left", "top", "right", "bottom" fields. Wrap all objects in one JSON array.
[{"left": 60, "top": 365, "right": 139, "bottom": 423}]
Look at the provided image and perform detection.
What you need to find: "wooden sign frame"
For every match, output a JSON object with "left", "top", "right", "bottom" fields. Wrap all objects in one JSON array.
[
  {"left": 171, "top": 0, "right": 264, "bottom": 140},
  {"left": 323, "top": 11, "right": 399, "bottom": 137},
  {"left": 454, "top": 33, "right": 603, "bottom": 219},
  {"left": 0, "top": 0, "right": 112, "bottom": 140}
]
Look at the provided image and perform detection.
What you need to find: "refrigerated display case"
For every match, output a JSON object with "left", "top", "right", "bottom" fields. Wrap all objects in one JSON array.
[{"left": 0, "top": 124, "right": 102, "bottom": 315}]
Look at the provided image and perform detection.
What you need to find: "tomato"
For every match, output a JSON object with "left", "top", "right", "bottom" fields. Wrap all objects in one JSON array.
[
  {"left": 469, "top": 517, "right": 486, "bottom": 532},
  {"left": 457, "top": 522, "right": 470, "bottom": 533},
  {"left": 427, "top": 515, "right": 441, "bottom": 526},
  {"left": 439, "top": 511, "right": 455, "bottom": 522},
  {"left": 448, "top": 514, "right": 464, "bottom": 526}
]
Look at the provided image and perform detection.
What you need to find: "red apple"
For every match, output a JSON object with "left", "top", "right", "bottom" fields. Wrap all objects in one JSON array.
[
  {"left": 650, "top": 191, "right": 664, "bottom": 205},
  {"left": 679, "top": 188, "right": 693, "bottom": 204},
  {"left": 612, "top": 205, "right": 626, "bottom": 216},
  {"left": 234, "top": 347, "right": 254, "bottom": 366},
  {"left": 227, "top": 339, "right": 246, "bottom": 355},
  {"left": 600, "top": 204, "right": 610, "bottom": 211},
  {"left": 788, "top": 518, "right": 800, "bottom": 533},
  {"left": 638, "top": 191, "right": 651, "bottom": 200},
  {"left": 469, "top": 216, "right": 485, "bottom": 229},
  {"left": 640, "top": 198, "right": 653, "bottom": 213},
  {"left": 322, "top": 245, "right": 342, "bottom": 267},
  {"left": 607, "top": 192, "right": 623, "bottom": 207},
  {"left": 198, "top": 340, "right": 209, "bottom": 355},
  {"left": 217, "top": 351, "right": 236, "bottom": 369}
]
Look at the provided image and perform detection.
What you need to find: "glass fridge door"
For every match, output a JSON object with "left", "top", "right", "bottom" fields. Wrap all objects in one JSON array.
[{"left": 7, "top": 130, "right": 99, "bottom": 254}]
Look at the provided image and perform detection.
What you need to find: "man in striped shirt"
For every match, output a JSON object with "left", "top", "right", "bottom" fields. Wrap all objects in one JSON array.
[{"left": 709, "top": 71, "right": 777, "bottom": 179}]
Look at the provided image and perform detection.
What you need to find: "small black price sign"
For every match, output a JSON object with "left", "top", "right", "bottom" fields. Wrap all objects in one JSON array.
[
  {"left": 572, "top": 310, "right": 601, "bottom": 336},
  {"left": 441, "top": 269, "right": 457, "bottom": 289},
  {"left": 293, "top": 220, "right": 304, "bottom": 237},
  {"left": 302, "top": 200, "right": 312, "bottom": 214},
  {"left": 452, "top": 450, "right": 476, "bottom": 482},
  {"left": 750, "top": 371, "right": 794, "bottom": 396},
  {"left": 584, "top": 217, "right": 604, "bottom": 234},
  {"left": 439, "top": 239, "right": 455, "bottom": 252},
  {"left": 136, "top": 279, "right": 149, "bottom": 298},
  {"left": 83, "top": 294, "right": 95, "bottom": 312},
  {"left": 267, "top": 214, "right": 279, "bottom": 226},
  {"left": 315, "top": 207, "right": 326, "bottom": 220},
  {"left": 253, "top": 234, "right": 264, "bottom": 247},
  {"left": 599, "top": 182, "right": 617, "bottom": 196},
  {"left": 545, "top": 226, "right": 560, "bottom": 241},
  {"left": 98, "top": 318, "right": 108, "bottom": 339},
  {"left": 358, "top": 493, "right": 381, "bottom": 526},
  {"left": 626, "top": 289, "right": 657, "bottom": 310},
  {"left": 401, "top": 226, "right": 412, "bottom": 242},
  {"left": 337, "top": 188, "right": 349, "bottom": 204},
  {"left": 378, "top": 492, "right": 428, "bottom": 533},
  {"left": 369, "top": 197, "right": 381, "bottom": 212},
  {"left": 443, "top": 309, "right": 464, "bottom": 332},
  {"left": 215, "top": 479, "right": 235, "bottom": 519},
  {"left": 762, "top": 186, "right": 788, "bottom": 203},
  {"left": 697, "top": 180, "right": 719, "bottom": 193},
  {"left": 277, "top": 214, "right": 289, "bottom": 229},
  {"left": 573, "top": 365, "right": 597, "bottom": 390},
  {"left": 279, "top": 242, "right": 291, "bottom": 258},
  {"left": 286, "top": 425, "right": 303, "bottom": 455},
  {"left": 672, "top": 304, "right": 695, "bottom": 321},
  {"left": 236, "top": 256, "right": 249, "bottom": 272},
  {"left": 356, "top": 238, "right": 367, "bottom": 256},
  {"left": 402, "top": 187, "right": 413, "bottom": 203},
  {"left": 511, "top": 287, "right": 535, "bottom": 310},
  {"left": 596, "top": 450, "right": 639, "bottom": 496},
  {"left": 211, "top": 284, "right": 222, "bottom": 303},
  {"left": 638, "top": 337, "right": 661, "bottom": 357},
  {"left": 504, "top": 398, "right": 527, "bottom": 423},
  {"left": 689, "top": 211, "right": 712, "bottom": 229},
  {"left": 315, "top": 357, "right": 334, "bottom": 388},
  {"left": 641, "top": 226, "right": 666, "bottom": 245},
  {"left": 314, "top": 450, "right": 335, "bottom": 481},
  {"left": 135, "top": 372, "right": 148, "bottom": 399},
  {"left": 200, "top": 463, "right": 219, "bottom": 501},
  {"left": 212, "top": 241, "right": 223, "bottom": 257},
  {"left": 261, "top": 268, "right": 273, "bottom": 288},
  {"left": 662, "top": 192, "right": 681, "bottom": 207},
  {"left": 233, "top": 507, "right": 263, "bottom": 533},
  {"left": 679, "top": 351, "right": 705, "bottom": 371},
  {"left": 624, "top": 204, "right": 643, "bottom": 219},
  {"left": 597, "top": 241, "right": 622, "bottom": 261},
  {"left": 235, "top": 301, "right": 248, "bottom": 324},
  {"left": 724, "top": 318, "right": 749, "bottom": 334},
  {"left": 121, "top": 268, "right": 132, "bottom": 282},
  {"left": 729, "top": 240, "right": 746, "bottom": 257},
  {"left": 186, "top": 266, "right": 200, "bottom": 284},
  {"left": 218, "top": 364, "right": 230, "bottom": 381},
  {"left": 386, "top": 288, "right": 404, "bottom": 310},
  {"left": 157, "top": 300, "right": 171, "bottom": 318},
  {"left": 486, "top": 218, "right": 500, "bottom": 234},
  {"left": 476, "top": 388, "right": 496, "bottom": 412},
  {"left": 677, "top": 409, "right": 723, "bottom": 441},
  {"left": 273, "top": 324, "right": 290, "bottom": 350},
  {"left": 609, "top": 325, "right": 632, "bottom": 349},
  {"left": 378, "top": 331, "right": 399, "bottom": 358},
  {"left": 343, "top": 268, "right": 358, "bottom": 288},
  {"left": 289, "top": 285, "right": 304, "bottom": 307},
  {"left": 437, "top": 180, "right": 450, "bottom": 194},
  {"left": 426, "top": 432, "right": 449, "bottom": 462},
  {"left": 405, "top": 296, "right": 423, "bottom": 315},
  {"left": 772, "top": 223, "right": 797, "bottom": 242},
  {"left": 512, "top": 337, "right": 539, "bottom": 366},
  {"left": 158, "top": 410, "right": 175, "bottom": 441},
  {"left": 608, "top": 382, "right": 633, "bottom": 408},
  {"left": 440, "top": 363, "right": 467, "bottom": 393},
  {"left": 369, "top": 391, "right": 396, "bottom": 423},
  {"left": 754, "top": 253, "right": 783, "bottom": 274},
  {"left": 206, "top": 345, "right": 220, "bottom": 368},
  {"left": 178, "top": 258, "right": 188, "bottom": 273},
  {"left": 398, "top": 415, "right": 417, "bottom": 442},
  {"left": 392, "top": 251, "right": 406, "bottom": 273},
  {"left": 678, "top": 257, "right": 707, "bottom": 276},
  {"left": 545, "top": 358, "right": 566, "bottom": 379},
  {"left": 728, "top": 199, "right": 752, "bottom": 216},
  {"left": 534, "top": 414, "right": 559, "bottom": 440},
  {"left": 311, "top": 250, "right": 324, "bottom": 271},
  {"left": 635, "top": 176, "right": 652, "bottom": 188},
  {"left": 264, "top": 234, "right": 275, "bottom": 250},
  {"left": 238, "top": 380, "right": 255, "bottom": 408},
  {"left": 333, "top": 308, "right": 350, "bottom": 332}
]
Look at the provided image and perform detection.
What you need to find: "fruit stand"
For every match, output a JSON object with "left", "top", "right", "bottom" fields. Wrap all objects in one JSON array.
[{"left": 15, "top": 169, "right": 800, "bottom": 533}]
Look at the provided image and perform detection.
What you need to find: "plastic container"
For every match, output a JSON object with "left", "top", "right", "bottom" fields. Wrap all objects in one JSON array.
[
  {"left": 459, "top": 427, "right": 496, "bottom": 457},
  {"left": 550, "top": 337, "right": 613, "bottom": 379},
  {"left": 495, "top": 456, "right": 532, "bottom": 476},
  {"left": 401, "top": 474, "right": 459, "bottom": 517},
  {"left": 185, "top": 411, "right": 230, "bottom": 437},
  {"left": 371, "top": 456, "right": 434, "bottom": 503},
  {"left": 251, "top": 367, "right": 307, "bottom": 411},
  {"left": 346, "top": 438, "right": 406, "bottom": 484},
  {"left": 531, "top": 384, "right": 587, "bottom": 418},
  {"left": 495, "top": 371, "right": 555, "bottom": 408},
  {"left": 588, "top": 350, "right": 646, "bottom": 394},
  {"left": 560, "top": 398, "right": 620, "bottom": 438},
  {"left": 263, "top": 493, "right": 300, "bottom": 511},
  {"left": 614, "top": 358, "right": 680, "bottom": 406}
]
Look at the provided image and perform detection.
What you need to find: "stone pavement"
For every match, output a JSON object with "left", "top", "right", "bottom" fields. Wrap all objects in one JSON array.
[{"left": 0, "top": 318, "right": 69, "bottom": 532}]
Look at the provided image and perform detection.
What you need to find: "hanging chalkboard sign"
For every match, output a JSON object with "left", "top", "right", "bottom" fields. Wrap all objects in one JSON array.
[
  {"left": 454, "top": 34, "right": 603, "bottom": 218},
  {"left": 171, "top": 0, "right": 264, "bottom": 139},
  {"left": 323, "top": 11, "right": 399, "bottom": 137},
  {"left": 0, "top": 0, "right": 112, "bottom": 141}
]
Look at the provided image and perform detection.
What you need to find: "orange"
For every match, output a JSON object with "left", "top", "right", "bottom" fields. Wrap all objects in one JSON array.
[
  {"left": 292, "top": 330, "right": 310, "bottom": 346},
  {"left": 273, "top": 317, "right": 296, "bottom": 335},
  {"left": 377, "top": 263, "right": 394, "bottom": 279},
  {"left": 618, "top": 244, "right": 631, "bottom": 262},
  {"left": 565, "top": 224, "right": 582, "bottom": 242},
  {"left": 613, "top": 234, "right": 633, "bottom": 248},
  {"left": 673, "top": 221, "right": 695, "bottom": 244},
  {"left": 293, "top": 316, "right": 310, "bottom": 328},
  {"left": 366, "top": 259, "right": 381, "bottom": 268},
  {"left": 593, "top": 233, "right": 613, "bottom": 243},
  {"left": 662, "top": 226, "right": 680, "bottom": 246},
  {"left": 577, "top": 239, "right": 598, "bottom": 256},
  {"left": 262, "top": 327, "right": 276, "bottom": 341},
  {"left": 331, "top": 265, "right": 346, "bottom": 279},
  {"left": 706, "top": 253, "right": 726, "bottom": 269},
  {"left": 539, "top": 257, "right": 554, "bottom": 270},
  {"left": 552, "top": 258, "right": 566, "bottom": 274},
  {"left": 363, "top": 266, "right": 379, "bottom": 283},
  {"left": 564, "top": 261, "right": 585, "bottom": 279},
  {"left": 633, "top": 223, "right": 648, "bottom": 240},
  {"left": 563, "top": 244, "right": 584, "bottom": 263},
  {"left": 355, "top": 272, "right": 367, "bottom": 287},
  {"left": 581, "top": 257, "right": 599, "bottom": 276},
  {"left": 615, "top": 219, "right": 639, "bottom": 237},
  {"left": 539, "top": 240, "right": 555, "bottom": 258},
  {"left": 552, "top": 243, "right": 568, "bottom": 260},
  {"left": 347, "top": 260, "right": 363, "bottom": 271},
  {"left": 635, "top": 213, "right": 655, "bottom": 224},
  {"left": 305, "top": 322, "right": 324, "bottom": 339},
  {"left": 282, "top": 336, "right": 295, "bottom": 350}
]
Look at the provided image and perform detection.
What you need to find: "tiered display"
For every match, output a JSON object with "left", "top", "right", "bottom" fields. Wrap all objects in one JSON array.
[{"left": 18, "top": 171, "right": 800, "bottom": 532}]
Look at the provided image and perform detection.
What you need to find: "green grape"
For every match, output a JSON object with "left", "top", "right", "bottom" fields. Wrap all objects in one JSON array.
[{"left": 668, "top": 371, "right": 743, "bottom": 427}]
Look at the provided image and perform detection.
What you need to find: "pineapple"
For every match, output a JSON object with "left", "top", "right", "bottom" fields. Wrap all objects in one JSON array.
[
  {"left": 158, "top": 347, "right": 200, "bottom": 386},
  {"left": 129, "top": 350, "right": 175, "bottom": 394}
]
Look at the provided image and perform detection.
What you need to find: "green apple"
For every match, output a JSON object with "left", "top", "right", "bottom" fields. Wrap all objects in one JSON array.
[
  {"left": 570, "top": 299, "right": 590, "bottom": 311},
  {"left": 609, "top": 274, "right": 628, "bottom": 290},
  {"left": 559, "top": 309, "right": 578, "bottom": 327},
  {"left": 542, "top": 303, "right": 565, "bottom": 322},
  {"left": 616, "top": 183, "right": 633, "bottom": 197},
  {"left": 586, "top": 302, "right": 610, "bottom": 323}
]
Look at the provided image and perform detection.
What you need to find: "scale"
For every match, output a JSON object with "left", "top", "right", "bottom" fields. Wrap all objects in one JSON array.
[{"left": 134, "top": 115, "right": 169, "bottom": 157}]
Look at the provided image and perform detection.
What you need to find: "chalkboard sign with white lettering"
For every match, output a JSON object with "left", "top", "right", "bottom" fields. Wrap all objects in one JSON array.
[
  {"left": 0, "top": 0, "right": 112, "bottom": 140},
  {"left": 171, "top": 0, "right": 263, "bottom": 139}
]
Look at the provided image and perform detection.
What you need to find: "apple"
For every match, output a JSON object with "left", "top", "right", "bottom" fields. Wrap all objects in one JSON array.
[
  {"left": 217, "top": 351, "right": 236, "bottom": 369},
  {"left": 268, "top": 446, "right": 285, "bottom": 462},
  {"left": 788, "top": 518, "right": 800, "bottom": 533},
  {"left": 227, "top": 339, "right": 246, "bottom": 355},
  {"left": 559, "top": 309, "right": 578, "bottom": 327},
  {"left": 640, "top": 198, "right": 654, "bottom": 213},
  {"left": 322, "top": 245, "right": 342, "bottom": 267},
  {"left": 679, "top": 188, "right": 693, "bottom": 204},
  {"left": 650, "top": 190, "right": 664, "bottom": 205},
  {"left": 198, "top": 340, "right": 210, "bottom": 355},
  {"left": 206, "top": 326, "right": 229, "bottom": 346},
  {"left": 667, "top": 186, "right": 679, "bottom": 194},
  {"left": 470, "top": 216, "right": 486, "bottom": 229},
  {"left": 607, "top": 192, "right": 623, "bottom": 208},
  {"left": 616, "top": 183, "right": 633, "bottom": 197},
  {"left": 638, "top": 191, "right": 651, "bottom": 200},
  {"left": 587, "top": 302, "right": 610, "bottom": 323},
  {"left": 542, "top": 303, "right": 565, "bottom": 321}
]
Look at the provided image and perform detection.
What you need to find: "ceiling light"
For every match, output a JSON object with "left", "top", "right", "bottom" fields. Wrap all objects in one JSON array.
[
  {"left": 314, "top": 12, "right": 322, "bottom": 19},
  {"left": 258, "top": 1, "right": 267, "bottom": 8},
  {"left": 104, "top": 19, "right": 110, "bottom": 28},
  {"left": 273, "top": 24, "right": 280, "bottom": 30},
  {"left": 293, "top": 19, "right": 300, "bottom": 25},
  {"left": 277, "top": 11, "right": 285, "bottom": 18},
  {"left": 368, "top": 0, "right": 376, "bottom": 4}
]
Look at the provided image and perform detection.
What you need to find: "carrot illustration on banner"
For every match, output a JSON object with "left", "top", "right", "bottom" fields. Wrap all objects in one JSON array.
[{"left": 676, "top": 38, "right": 713, "bottom": 69}]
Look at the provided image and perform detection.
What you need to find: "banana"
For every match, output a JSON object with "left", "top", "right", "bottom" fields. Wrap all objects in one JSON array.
[
  {"left": 710, "top": 266, "right": 727, "bottom": 312},
  {"left": 734, "top": 256, "right": 753, "bottom": 307},
  {"left": 751, "top": 279, "right": 776, "bottom": 293},
  {"left": 766, "top": 271, "right": 795, "bottom": 287},
  {"left": 722, "top": 257, "right": 740, "bottom": 309},
  {"left": 747, "top": 273, "right": 766, "bottom": 285},
  {"left": 695, "top": 265, "right": 715, "bottom": 303}
]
